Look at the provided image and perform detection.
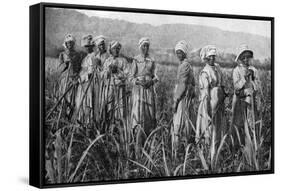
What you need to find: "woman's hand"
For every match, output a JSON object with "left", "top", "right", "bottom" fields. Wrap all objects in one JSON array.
[
  {"left": 246, "top": 69, "right": 255, "bottom": 81},
  {"left": 109, "top": 63, "right": 118, "bottom": 74},
  {"left": 244, "top": 88, "right": 254, "bottom": 96}
]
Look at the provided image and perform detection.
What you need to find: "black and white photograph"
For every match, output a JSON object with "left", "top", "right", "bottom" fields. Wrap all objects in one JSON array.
[{"left": 38, "top": 3, "right": 273, "bottom": 187}]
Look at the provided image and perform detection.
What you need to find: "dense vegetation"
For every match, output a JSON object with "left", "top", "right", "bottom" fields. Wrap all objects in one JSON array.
[{"left": 44, "top": 56, "right": 272, "bottom": 184}]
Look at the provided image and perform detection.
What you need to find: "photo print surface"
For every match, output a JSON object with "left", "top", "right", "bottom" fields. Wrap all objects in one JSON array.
[{"left": 44, "top": 6, "right": 273, "bottom": 185}]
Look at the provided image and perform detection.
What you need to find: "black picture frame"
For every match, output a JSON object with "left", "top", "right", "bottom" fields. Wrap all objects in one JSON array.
[{"left": 30, "top": 2, "right": 274, "bottom": 188}]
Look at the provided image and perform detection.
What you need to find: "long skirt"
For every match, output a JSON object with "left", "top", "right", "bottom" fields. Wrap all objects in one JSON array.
[
  {"left": 75, "top": 74, "right": 100, "bottom": 124},
  {"left": 131, "top": 85, "right": 156, "bottom": 136},
  {"left": 58, "top": 75, "right": 78, "bottom": 119},
  {"left": 196, "top": 88, "right": 225, "bottom": 146},
  {"left": 172, "top": 95, "right": 195, "bottom": 154},
  {"left": 101, "top": 77, "right": 127, "bottom": 123},
  {"left": 231, "top": 94, "right": 258, "bottom": 148}
]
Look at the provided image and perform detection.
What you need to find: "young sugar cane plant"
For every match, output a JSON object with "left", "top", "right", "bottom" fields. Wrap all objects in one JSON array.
[{"left": 44, "top": 57, "right": 272, "bottom": 183}]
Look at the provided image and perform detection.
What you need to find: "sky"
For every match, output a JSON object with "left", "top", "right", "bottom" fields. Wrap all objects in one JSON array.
[{"left": 77, "top": 9, "right": 271, "bottom": 38}]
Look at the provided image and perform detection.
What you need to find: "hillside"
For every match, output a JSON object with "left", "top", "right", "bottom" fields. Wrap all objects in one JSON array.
[{"left": 45, "top": 8, "right": 271, "bottom": 61}]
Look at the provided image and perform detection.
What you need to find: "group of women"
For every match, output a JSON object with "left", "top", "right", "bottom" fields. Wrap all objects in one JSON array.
[{"left": 58, "top": 33, "right": 260, "bottom": 153}]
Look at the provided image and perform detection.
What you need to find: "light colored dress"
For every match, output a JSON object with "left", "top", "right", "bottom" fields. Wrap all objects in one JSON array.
[
  {"left": 76, "top": 52, "right": 101, "bottom": 123},
  {"left": 58, "top": 50, "right": 82, "bottom": 118},
  {"left": 102, "top": 56, "right": 129, "bottom": 121},
  {"left": 95, "top": 51, "right": 110, "bottom": 119},
  {"left": 172, "top": 59, "right": 195, "bottom": 145},
  {"left": 196, "top": 63, "right": 226, "bottom": 145},
  {"left": 130, "top": 54, "right": 158, "bottom": 135},
  {"left": 231, "top": 64, "right": 260, "bottom": 145}
]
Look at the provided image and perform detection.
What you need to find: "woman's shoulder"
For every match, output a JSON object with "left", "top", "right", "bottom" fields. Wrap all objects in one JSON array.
[
  {"left": 133, "top": 55, "right": 142, "bottom": 62},
  {"left": 134, "top": 54, "right": 155, "bottom": 62},
  {"left": 117, "top": 56, "right": 127, "bottom": 63},
  {"left": 214, "top": 63, "right": 221, "bottom": 69},
  {"left": 233, "top": 64, "right": 244, "bottom": 73},
  {"left": 180, "top": 59, "right": 192, "bottom": 70}
]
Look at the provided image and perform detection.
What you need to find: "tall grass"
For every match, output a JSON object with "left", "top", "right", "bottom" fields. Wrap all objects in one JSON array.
[{"left": 44, "top": 57, "right": 272, "bottom": 184}]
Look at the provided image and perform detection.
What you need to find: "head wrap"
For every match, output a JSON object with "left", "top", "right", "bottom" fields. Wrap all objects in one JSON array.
[
  {"left": 62, "top": 34, "right": 76, "bottom": 48},
  {"left": 175, "top": 40, "right": 189, "bottom": 56},
  {"left": 93, "top": 35, "right": 106, "bottom": 46},
  {"left": 235, "top": 44, "right": 253, "bottom": 62},
  {"left": 81, "top": 34, "right": 94, "bottom": 47},
  {"left": 109, "top": 40, "right": 122, "bottom": 50},
  {"left": 200, "top": 45, "right": 217, "bottom": 61},
  {"left": 138, "top": 37, "right": 150, "bottom": 48}
]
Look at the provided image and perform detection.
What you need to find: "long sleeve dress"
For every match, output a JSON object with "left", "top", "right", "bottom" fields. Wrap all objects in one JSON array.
[
  {"left": 58, "top": 49, "right": 82, "bottom": 118},
  {"left": 172, "top": 59, "right": 195, "bottom": 147},
  {"left": 75, "top": 52, "right": 101, "bottom": 123},
  {"left": 231, "top": 64, "right": 260, "bottom": 146},
  {"left": 130, "top": 55, "right": 158, "bottom": 135},
  {"left": 196, "top": 63, "right": 226, "bottom": 145},
  {"left": 95, "top": 51, "right": 110, "bottom": 118},
  {"left": 101, "top": 56, "right": 129, "bottom": 122}
]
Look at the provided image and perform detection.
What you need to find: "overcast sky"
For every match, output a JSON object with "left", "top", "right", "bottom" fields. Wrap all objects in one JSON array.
[{"left": 77, "top": 9, "right": 271, "bottom": 38}]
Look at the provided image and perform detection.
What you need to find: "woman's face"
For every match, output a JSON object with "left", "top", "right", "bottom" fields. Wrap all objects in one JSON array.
[
  {"left": 98, "top": 41, "right": 106, "bottom": 53},
  {"left": 65, "top": 41, "right": 75, "bottom": 50},
  {"left": 140, "top": 43, "right": 149, "bottom": 56},
  {"left": 239, "top": 51, "right": 252, "bottom": 66},
  {"left": 176, "top": 50, "right": 186, "bottom": 61},
  {"left": 85, "top": 45, "right": 94, "bottom": 53},
  {"left": 206, "top": 55, "right": 216, "bottom": 66},
  {"left": 111, "top": 45, "right": 121, "bottom": 57}
]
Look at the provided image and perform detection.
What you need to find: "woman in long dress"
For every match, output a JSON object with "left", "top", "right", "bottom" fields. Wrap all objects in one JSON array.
[
  {"left": 102, "top": 40, "right": 129, "bottom": 123},
  {"left": 196, "top": 45, "right": 226, "bottom": 148},
  {"left": 94, "top": 35, "right": 110, "bottom": 65},
  {"left": 75, "top": 34, "right": 101, "bottom": 124},
  {"left": 130, "top": 37, "right": 158, "bottom": 147},
  {"left": 58, "top": 34, "right": 82, "bottom": 119},
  {"left": 231, "top": 44, "right": 260, "bottom": 149},
  {"left": 172, "top": 40, "right": 196, "bottom": 154},
  {"left": 93, "top": 35, "right": 110, "bottom": 120}
]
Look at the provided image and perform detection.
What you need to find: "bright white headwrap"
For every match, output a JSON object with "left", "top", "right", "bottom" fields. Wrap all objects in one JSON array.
[
  {"left": 175, "top": 40, "right": 189, "bottom": 55},
  {"left": 138, "top": 37, "right": 150, "bottom": 48},
  {"left": 235, "top": 44, "right": 253, "bottom": 62},
  {"left": 94, "top": 35, "right": 106, "bottom": 46},
  {"left": 200, "top": 45, "right": 217, "bottom": 61},
  {"left": 62, "top": 34, "right": 76, "bottom": 48},
  {"left": 109, "top": 40, "right": 121, "bottom": 50},
  {"left": 81, "top": 34, "right": 94, "bottom": 47}
]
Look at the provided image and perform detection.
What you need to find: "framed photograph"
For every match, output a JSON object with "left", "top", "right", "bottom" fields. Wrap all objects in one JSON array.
[{"left": 29, "top": 2, "right": 274, "bottom": 188}]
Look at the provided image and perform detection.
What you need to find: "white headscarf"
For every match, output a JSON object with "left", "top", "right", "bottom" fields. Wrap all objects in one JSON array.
[
  {"left": 81, "top": 34, "right": 94, "bottom": 47},
  {"left": 109, "top": 40, "right": 121, "bottom": 50},
  {"left": 235, "top": 44, "right": 253, "bottom": 62},
  {"left": 138, "top": 37, "right": 150, "bottom": 48},
  {"left": 175, "top": 40, "right": 189, "bottom": 55},
  {"left": 62, "top": 34, "right": 76, "bottom": 48},
  {"left": 200, "top": 45, "right": 217, "bottom": 61},
  {"left": 94, "top": 35, "right": 106, "bottom": 46}
]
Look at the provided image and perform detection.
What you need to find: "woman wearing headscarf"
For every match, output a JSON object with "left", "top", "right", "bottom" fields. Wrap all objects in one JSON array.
[
  {"left": 58, "top": 34, "right": 83, "bottom": 119},
  {"left": 130, "top": 37, "right": 158, "bottom": 136},
  {"left": 94, "top": 35, "right": 110, "bottom": 66},
  {"left": 75, "top": 34, "right": 101, "bottom": 124},
  {"left": 231, "top": 44, "right": 260, "bottom": 148},
  {"left": 102, "top": 40, "right": 129, "bottom": 122},
  {"left": 94, "top": 35, "right": 110, "bottom": 120},
  {"left": 196, "top": 45, "right": 226, "bottom": 147},
  {"left": 172, "top": 40, "right": 196, "bottom": 154}
]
